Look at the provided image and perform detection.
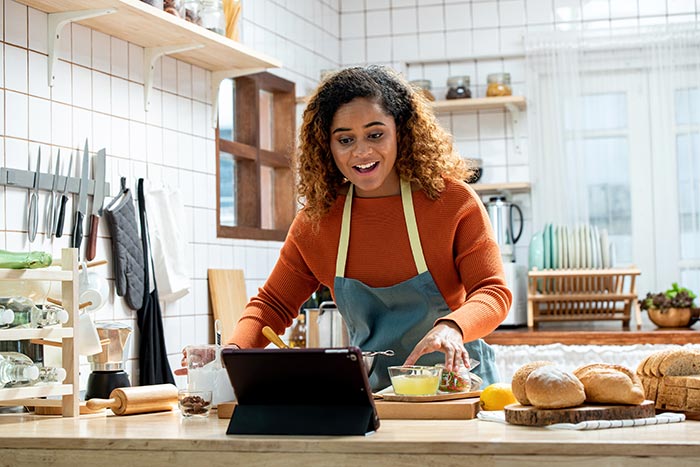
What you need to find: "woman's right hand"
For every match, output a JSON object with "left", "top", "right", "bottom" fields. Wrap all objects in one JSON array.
[{"left": 173, "top": 344, "right": 240, "bottom": 376}]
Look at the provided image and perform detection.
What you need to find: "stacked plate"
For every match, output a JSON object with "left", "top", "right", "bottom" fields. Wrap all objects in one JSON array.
[{"left": 528, "top": 223, "right": 613, "bottom": 270}]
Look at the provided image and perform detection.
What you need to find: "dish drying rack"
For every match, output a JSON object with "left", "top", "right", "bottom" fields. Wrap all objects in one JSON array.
[{"left": 527, "top": 268, "right": 642, "bottom": 330}]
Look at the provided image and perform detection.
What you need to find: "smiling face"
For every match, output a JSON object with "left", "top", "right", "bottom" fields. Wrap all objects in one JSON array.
[{"left": 329, "top": 97, "right": 401, "bottom": 198}]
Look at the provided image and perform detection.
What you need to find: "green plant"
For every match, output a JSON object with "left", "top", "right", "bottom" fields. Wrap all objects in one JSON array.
[{"left": 639, "top": 283, "right": 698, "bottom": 312}]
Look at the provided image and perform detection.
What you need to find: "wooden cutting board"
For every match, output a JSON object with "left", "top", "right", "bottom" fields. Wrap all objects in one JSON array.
[
  {"left": 505, "top": 400, "right": 656, "bottom": 426},
  {"left": 375, "top": 397, "right": 480, "bottom": 420},
  {"left": 208, "top": 269, "right": 248, "bottom": 343}
]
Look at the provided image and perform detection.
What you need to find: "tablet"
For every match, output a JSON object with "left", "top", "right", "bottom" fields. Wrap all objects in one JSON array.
[{"left": 221, "top": 346, "right": 380, "bottom": 436}]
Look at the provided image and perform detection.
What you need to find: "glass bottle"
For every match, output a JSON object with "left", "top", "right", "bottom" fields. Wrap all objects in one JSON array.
[
  {"left": 288, "top": 314, "right": 307, "bottom": 348},
  {"left": 34, "top": 366, "right": 67, "bottom": 384},
  {"left": 486, "top": 73, "right": 512, "bottom": 97},
  {"left": 0, "top": 352, "right": 40, "bottom": 388},
  {"left": 409, "top": 79, "right": 435, "bottom": 101},
  {"left": 446, "top": 76, "right": 471, "bottom": 100},
  {"left": 184, "top": 0, "right": 202, "bottom": 25},
  {"left": 200, "top": 0, "right": 225, "bottom": 35},
  {"left": 0, "top": 298, "right": 68, "bottom": 328},
  {"left": 0, "top": 306, "right": 14, "bottom": 326}
]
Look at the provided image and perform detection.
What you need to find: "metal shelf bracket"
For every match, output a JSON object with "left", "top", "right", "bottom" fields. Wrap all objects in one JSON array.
[
  {"left": 505, "top": 103, "right": 522, "bottom": 154},
  {"left": 144, "top": 43, "right": 205, "bottom": 111},
  {"left": 210, "top": 67, "right": 267, "bottom": 128},
  {"left": 48, "top": 8, "right": 117, "bottom": 87}
]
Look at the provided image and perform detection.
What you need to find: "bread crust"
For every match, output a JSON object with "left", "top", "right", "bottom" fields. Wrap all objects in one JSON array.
[
  {"left": 573, "top": 363, "right": 645, "bottom": 405},
  {"left": 525, "top": 366, "right": 585, "bottom": 409},
  {"left": 511, "top": 361, "right": 555, "bottom": 406},
  {"left": 658, "top": 349, "right": 700, "bottom": 376}
]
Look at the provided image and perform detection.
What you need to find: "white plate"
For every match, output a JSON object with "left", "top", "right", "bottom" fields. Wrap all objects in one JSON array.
[
  {"left": 543, "top": 223, "right": 551, "bottom": 269},
  {"left": 600, "top": 228, "right": 610, "bottom": 268},
  {"left": 592, "top": 225, "right": 601, "bottom": 269},
  {"left": 552, "top": 225, "right": 559, "bottom": 269},
  {"left": 572, "top": 226, "right": 579, "bottom": 269}
]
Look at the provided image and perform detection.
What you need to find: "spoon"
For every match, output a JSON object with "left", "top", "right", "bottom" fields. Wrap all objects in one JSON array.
[{"left": 262, "top": 326, "right": 289, "bottom": 349}]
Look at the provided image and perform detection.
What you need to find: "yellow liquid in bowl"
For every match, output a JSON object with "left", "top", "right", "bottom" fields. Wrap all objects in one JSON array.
[{"left": 391, "top": 374, "right": 440, "bottom": 395}]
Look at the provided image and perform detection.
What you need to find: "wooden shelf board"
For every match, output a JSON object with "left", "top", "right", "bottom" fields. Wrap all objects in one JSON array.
[
  {"left": 0, "top": 328, "right": 73, "bottom": 341},
  {"left": 471, "top": 182, "right": 531, "bottom": 195},
  {"left": 17, "top": 0, "right": 281, "bottom": 72},
  {"left": 432, "top": 96, "right": 526, "bottom": 113},
  {"left": 0, "top": 385, "right": 73, "bottom": 402},
  {"left": 0, "top": 269, "right": 72, "bottom": 281}
]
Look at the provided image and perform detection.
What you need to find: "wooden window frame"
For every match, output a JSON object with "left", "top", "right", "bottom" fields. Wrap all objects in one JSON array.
[{"left": 216, "top": 72, "right": 296, "bottom": 241}]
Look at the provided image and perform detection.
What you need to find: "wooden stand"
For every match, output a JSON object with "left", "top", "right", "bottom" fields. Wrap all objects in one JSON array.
[{"left": 527, "top": 268, "right": 641, "bottom": 330}]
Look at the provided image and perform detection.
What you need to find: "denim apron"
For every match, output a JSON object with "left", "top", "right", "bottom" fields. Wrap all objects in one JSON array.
[{"left": 333, "top": 179, "right": 498, "bottom": 391}]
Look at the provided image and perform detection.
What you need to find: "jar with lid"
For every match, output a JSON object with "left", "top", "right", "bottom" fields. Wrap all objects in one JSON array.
[
  {"left": 409, "top": 79, "right": 435, "bottom": 101},
  {"left": 200, "top": 0, "right": 225, "bottom": 35},
  {"left": 163, "top": 0, "right": 185, "bottom": 18},
  {"left": 486, "top": 73, "right": 512, "bottom": 97},
  {"left": 445, "top": 76, "right": 471, "bottom": 100},
  {"left": 183, "top": 0, "right": 202, "bottom": 25}
]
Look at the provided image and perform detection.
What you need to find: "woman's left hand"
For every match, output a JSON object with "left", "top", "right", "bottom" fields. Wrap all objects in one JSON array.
[{"left": 403, "top": 321, "right": 469, "bottom": 373}]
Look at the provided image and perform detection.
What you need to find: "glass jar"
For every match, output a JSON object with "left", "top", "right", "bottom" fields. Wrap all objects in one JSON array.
[
  {"left": 445, "top": 76, "right": 471, "bottom": 100},
  {"left": 163, "top": 0, "right": 184, "bottom": 18},
  {"left": 200, "top": 0, "right": 225, "bottom": 35},
  {"left": 409, "top": 79, "right": 435, "bottom": 101},
  {"left": 184, "top": 0, "right": 202, "bottom": 25},
  {"left": 486, "top": 73, "right": 512, "bottom": 97}
]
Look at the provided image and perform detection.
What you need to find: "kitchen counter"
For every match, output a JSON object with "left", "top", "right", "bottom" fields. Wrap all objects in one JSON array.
[{"left": 2, "top": 410, "right": 700, "bottom": 466}]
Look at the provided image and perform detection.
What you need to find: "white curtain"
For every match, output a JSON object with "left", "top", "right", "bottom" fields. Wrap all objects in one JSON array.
[{"left": 525, "top": 24, "right": 700, "bottom": 230}]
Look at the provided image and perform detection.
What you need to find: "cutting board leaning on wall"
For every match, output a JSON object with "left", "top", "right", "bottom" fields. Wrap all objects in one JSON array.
[{"left": 208, "top": 269, "right": 248, "bottom": 343}]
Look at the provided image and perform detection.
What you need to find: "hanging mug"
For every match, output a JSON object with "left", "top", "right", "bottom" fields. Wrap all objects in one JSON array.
[{"left": 79, "top": 262, "right": 109, "bottom": 312}]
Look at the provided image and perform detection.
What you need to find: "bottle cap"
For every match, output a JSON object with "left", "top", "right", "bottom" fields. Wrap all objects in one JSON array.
[
  {"left": 55, "top": 308, "right": 70, "bottom": 324},
  {"left": 0, "top": 308, "right": 14, "bottom": 325},
  {"left": 55, "top": 367, "right": 67, "bottom": 383}
]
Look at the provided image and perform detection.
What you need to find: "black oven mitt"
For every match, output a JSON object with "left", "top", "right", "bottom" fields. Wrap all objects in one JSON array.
[{"left": 104, "top": 178, "right": 145, "bottom": 310}]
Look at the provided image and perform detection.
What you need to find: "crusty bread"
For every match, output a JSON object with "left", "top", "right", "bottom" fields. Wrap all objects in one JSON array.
[
  {"left": 658, "top": 349, "right": 700, "bottom": 376},
  {"left": 573, "top": 363, "right": 645, "bottom": 405},
  {"left": 637, "top": 355, "right": 652, "bottom": 376},
  {"left": 511, "top": 361, "right": 555, "bottom": 406},
  {"left": 647, "top": 349, "right": 676, "bottom": 377},
  {"left": 646, "top": 376, "right": 659, "bottom": 401},
  {"left": 525, "top": 366, "right": 585, "bottom": 409}
]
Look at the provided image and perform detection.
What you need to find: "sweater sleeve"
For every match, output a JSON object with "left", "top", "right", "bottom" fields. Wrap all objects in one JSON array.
[
  {"left": 227, "top": 218, "right": 321, "bottom": 348},
  {"left": 434, "top": 187, "right": 512, "bottom": 342}
]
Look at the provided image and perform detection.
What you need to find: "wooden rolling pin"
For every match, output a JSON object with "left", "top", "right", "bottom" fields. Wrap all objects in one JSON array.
[{"left": 86, "top": 384, "right": 178, "bottom": 416}]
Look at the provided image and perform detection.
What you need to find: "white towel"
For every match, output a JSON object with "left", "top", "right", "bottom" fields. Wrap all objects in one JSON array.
[{"left": 477, "top": 410, "right": 685, "bottom": 430}]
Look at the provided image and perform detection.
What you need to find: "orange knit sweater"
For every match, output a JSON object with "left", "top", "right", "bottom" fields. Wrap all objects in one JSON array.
[{"left": 228, "top": 178, "right": 512, "bottom": 348}]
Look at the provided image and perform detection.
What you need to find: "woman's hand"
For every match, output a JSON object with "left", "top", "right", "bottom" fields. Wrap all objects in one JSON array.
[
  {"left": 403, "top": 321, "right": 469, "bottom": 373},
  {"left": 172, "top": 344, "right": 240, "bottom": 376}
]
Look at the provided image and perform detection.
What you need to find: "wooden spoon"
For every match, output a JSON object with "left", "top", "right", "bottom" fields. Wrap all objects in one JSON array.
[{"left": 262, "top": 326, "right": 289, "bottom": 349}]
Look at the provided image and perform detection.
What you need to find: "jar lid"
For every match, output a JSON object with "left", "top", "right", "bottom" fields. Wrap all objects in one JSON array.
[
  {"left": 409, "top": 79, "right": 432, "bottom": 90},
  {"left": 487, "top": 72, "right": 511, "bottom": 83},
  {"left": 447, "top": 76, "right": 470, "bottom": 87}
]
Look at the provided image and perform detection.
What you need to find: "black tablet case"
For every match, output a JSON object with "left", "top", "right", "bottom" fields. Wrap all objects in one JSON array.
[{"left": 222, "top": 347, "right": 380, "bottom": 436}]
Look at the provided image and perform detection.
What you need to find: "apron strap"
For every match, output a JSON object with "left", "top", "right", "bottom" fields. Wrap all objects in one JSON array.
[{"left": 335, "top": 180, "right": 428, "bottom": 277}]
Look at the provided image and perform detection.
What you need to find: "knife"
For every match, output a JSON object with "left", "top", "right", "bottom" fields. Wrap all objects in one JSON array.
[
  {"left": 55, "top": 152, "right": 73, "bottom": 238},
  {"left": 27, "top": 148, "right": 41, "bottom": 242},
  {"left": 86, "top": 149, "right": 106, "bottom": 261},
  {"left": 46, "top": 150, "right": 61, "bottom": 240},
  {"left": 71, "top": 140, "right": 90, "bottom": 252}
]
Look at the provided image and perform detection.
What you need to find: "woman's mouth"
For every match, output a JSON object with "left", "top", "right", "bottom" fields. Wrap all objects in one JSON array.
[{"left": 353, "top": 161, "right": 379, "bottom": 173}]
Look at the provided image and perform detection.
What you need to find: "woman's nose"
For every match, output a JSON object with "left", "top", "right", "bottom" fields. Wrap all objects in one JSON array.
[{"left": 353, "top": 140, "right": 371, "bottom": 157}]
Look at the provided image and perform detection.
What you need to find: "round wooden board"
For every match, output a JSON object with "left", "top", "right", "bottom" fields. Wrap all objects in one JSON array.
[
  {"left": 378, "top": 390, "right": 481, "bottom": 402},
  {"left": 505, "top": 400, "right": 656, "bottom": 426}
]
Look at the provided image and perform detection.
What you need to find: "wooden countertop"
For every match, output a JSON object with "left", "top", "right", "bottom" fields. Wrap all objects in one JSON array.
[
  {"left": 1, "top": 410, "right": 700, "bottom": 466},
  {"left": 485, "top": 322, "right": 700, "bottom": 346}
]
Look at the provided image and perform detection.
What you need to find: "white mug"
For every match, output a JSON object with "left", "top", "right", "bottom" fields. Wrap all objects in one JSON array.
[
  {"left": 79, "top": 262, "right": 109, "bottom": 312},
  {"left": 77, "top": 312, "right": 103, "bottom": 356}
]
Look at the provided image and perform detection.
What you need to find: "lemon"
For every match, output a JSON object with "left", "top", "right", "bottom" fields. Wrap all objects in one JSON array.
[{"left": 479, "top": 383, "right": 517, "bottom": 411}]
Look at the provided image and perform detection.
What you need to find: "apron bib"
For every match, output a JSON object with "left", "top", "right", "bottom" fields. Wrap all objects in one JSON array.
[{"left": 332, "top": 179, "right": 498, "bottom": 390}]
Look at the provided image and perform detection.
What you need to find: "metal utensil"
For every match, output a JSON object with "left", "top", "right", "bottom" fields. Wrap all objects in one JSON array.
[
  {"left": 215, "top": 319, "right": 222, "bottom": 346},
  {"left": 71, "top": 140, "right": 90, "bottom": 251},
  {"left": 262, "top": 326, "right": 289, "bottom": 349},
  {"left": 27, "top": 148, "right": 41, "bottom": 242},
  {"left": 86, "top": 149, "right": 106, "bottom": 261},
  {"left": 46, "top": 151, "right": 61, "bottom": 240},
  {"left": 55, "top": 153, "right": 73, "bottom": 238}
]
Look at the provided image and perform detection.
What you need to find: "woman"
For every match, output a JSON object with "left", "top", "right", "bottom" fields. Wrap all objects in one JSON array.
[{"left": 227, "top": 65, "right": 511, "bottom": 390}]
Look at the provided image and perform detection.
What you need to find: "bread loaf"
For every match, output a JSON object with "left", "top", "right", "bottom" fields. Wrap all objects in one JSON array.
[
  {"left": 511, "top": 361, "right": 555, "bottom": 406},
  {"left": 573, "top": 363, "right": 644, "bottom": 405},
  {"left": 525, "top": 366, "right": 585, "bottom": 409},
  {"left": 658, "top": 349, "right": 700, "bottom": 376}
]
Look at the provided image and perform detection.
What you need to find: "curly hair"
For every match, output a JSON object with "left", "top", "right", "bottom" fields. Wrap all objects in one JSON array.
[{"left": 295, "top": 65, "right": 473, "bottom": 224}]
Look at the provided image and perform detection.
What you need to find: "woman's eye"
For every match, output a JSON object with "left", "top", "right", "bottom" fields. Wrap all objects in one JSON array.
[
  {"left": 368, "top": 132, "right": 383, "bottom": 140},
  {"left": 338, "top": 137, "right": 353, "bottom": 145}
]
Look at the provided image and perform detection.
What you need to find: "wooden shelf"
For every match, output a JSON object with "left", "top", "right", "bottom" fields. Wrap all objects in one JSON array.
[
  {"left": 0, "top": 268, "right": 72, "bottom": 281},
  {"left": 17, "top": 0, "right": 280, "bottom": 72},
  {"left": 0, "top": 328, "right": 73, "bottom": 341},
  {"left": 471, "top": 182, "right": 531, "bottom": 195},
  {"left": 0, "top": 385, "right": 73, "bottom": 402},
  {"left": 431, "top": 96, "right": 526, "bottom": 113}
]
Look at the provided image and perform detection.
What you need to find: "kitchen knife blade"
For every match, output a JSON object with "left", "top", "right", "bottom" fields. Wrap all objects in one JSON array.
[
  {"left": 86, "top": 149, "right": 106, "bottom": 261},
  {"left": 71, "top": 140, "right": 90, "bottom": 251},
  {"left": 55, "top": 153, "right": 73, "bottom": 238},
  {"left": 27, "top": 148, "right": 41, "bottom": 242},
  {"left": 46, "top": 150, "right": 61, "bottom": 240}
]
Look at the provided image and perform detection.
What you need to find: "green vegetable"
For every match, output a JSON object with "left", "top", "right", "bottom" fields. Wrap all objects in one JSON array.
[{"left": 0, "top": 250, "right": 53, "bottom": 269}]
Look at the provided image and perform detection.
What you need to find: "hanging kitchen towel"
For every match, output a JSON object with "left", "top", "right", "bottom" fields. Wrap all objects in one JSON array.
[
  {"left": 136, "top": 178, "right": 175, "bottom": 386},
  {"left": 144, "top": 184, "right": 190, "bottom": 303},
  {"left": 104, "top": 177, "right": 145, "bottom": 310}
]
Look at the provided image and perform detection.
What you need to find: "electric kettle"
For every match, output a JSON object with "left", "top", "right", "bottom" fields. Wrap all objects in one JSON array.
[{"left": 485, "top": 196, "right": 523, "bottom": 262}]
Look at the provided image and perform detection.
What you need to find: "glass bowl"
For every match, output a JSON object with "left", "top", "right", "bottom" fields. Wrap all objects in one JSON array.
[
  {"left": 388, "top": 365, "right": 443, "bottom": 396},
  {"left": 178, "top": 389, "right": 212, "bottom": 417}
]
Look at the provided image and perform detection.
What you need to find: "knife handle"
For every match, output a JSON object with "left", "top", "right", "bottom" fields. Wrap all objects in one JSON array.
[
  {"left": 55, "top": 195, "right": 69, "bottom": 238},
  {"left": 86, "top": 215, "right": 99, "bottom": 261},
  {"left": 72, "top": 211, "right": 84, "bottom": 250}
]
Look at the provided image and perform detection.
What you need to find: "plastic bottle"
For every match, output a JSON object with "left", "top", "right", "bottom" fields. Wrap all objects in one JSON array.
[{"left": 0, "top": 352, "right": 40, "bottom": 388}]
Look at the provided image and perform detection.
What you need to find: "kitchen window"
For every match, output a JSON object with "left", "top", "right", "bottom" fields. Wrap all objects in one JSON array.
[{"left": 216, "top": 72, "right": 296, "bottom": 241}]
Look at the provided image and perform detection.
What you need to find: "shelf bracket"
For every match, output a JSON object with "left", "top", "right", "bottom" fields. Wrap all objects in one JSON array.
[
  {"left": 210, "top": 67, "right": 268, "bottom": 128},
  {"left": 505, "top": 103, "right": 522, "bottom": 154},
  {"left": 47, "top": 8, "right": 116, "bottom": 87},
  {"left": 144, "top": 43, "right": 205, "bottom": 112}
]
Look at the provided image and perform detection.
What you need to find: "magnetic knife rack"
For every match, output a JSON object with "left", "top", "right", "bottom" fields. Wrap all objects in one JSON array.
[{"left": 0, "top": 166, "right": 111, "bottom": 198}]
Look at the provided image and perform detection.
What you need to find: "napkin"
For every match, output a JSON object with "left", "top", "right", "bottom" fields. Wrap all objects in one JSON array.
[{"left": 477, "top": 411, "right": 685, "bottom": 430}]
